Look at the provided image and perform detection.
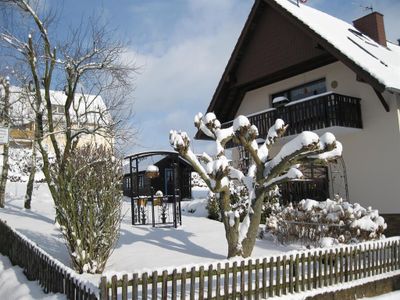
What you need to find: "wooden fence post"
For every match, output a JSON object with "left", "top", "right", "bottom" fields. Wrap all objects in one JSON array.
[
  {"left": 215, "top": 263, "right": 221, "bottom": 300},
  {"left": 172, "top": 269, "right": 177, "bottom": 300},
  {"left": 111, "top": 275, "right": 118, "bottom": 300},
  {"left": 162, "top": 270, "right": 168, "bottom": 300},
  {"left": 224, "top": 263, "right": 229, "bottom": 299},
  {"left": 181, "top": 268, "right": 186, "bottom": 300},
  {"left": 122, "top": 274, "right": 128, "bottom": 300},
  {"left": 100, "top": 276, "right": 108, "bottom": 300},
  {"left": 269, "top": 257, "right": 274, "bottom": 297},
  {"left": 232, "top": 262, "right": 237, "bottom": 298},
  {"left": 207, "top": 265, "right": 213, "bottom": 300},
  {"left": 142, "top": 272, "right": 148, "bottom": 300},
  {"left": 190, "top": 267, "right": 196, "bottom": 300},
  {"left": 289, "top": 255, "right": 294, "bottom": 293},
  {"left": 276, "top": 256, "right": 281, "bottom": 296},
  {"left": 132, "top": 273, "right": 139, "bottom": 300},
  {"left": 152, "top": 271, "right": 158, "bottom": 300},
  {"left": 199, "top": 266, "right": 205, "bottom": 300},
  {"left": 295, "top": 254, "right": 300, "bottom": 293},
  {"left": 262, "top": 258, "right": 267, "bottom": 298}
]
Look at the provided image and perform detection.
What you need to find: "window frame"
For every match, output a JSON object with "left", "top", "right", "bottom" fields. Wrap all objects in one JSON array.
[{"left": 270, "top": 78, "right": 327, "bottom": 107}]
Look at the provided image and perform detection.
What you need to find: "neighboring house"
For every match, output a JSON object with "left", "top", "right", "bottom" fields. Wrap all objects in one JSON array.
[
  {"left": 123, "top": 151, "right": 193, "bottom": 199},
  {"left": 196, "top": 0, "right": 400, "bottom": 234},
  {"left": 8, "top": 87, "right": 112, "bottom": 152}
]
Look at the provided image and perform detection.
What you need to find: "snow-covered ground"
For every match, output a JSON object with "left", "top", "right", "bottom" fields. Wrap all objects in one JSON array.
[
  {"left": 0, "top": 254, "right": 65, "bottom": 300},
  {"left": 1, "top": 182, "right": 399, "bottom": 300},
  {"left": 0, "top": 183, "right": 297, "bottom": 278}
]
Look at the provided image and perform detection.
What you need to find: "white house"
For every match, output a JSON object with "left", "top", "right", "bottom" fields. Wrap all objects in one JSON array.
[
  {"left": 196, "top": 0, "right": 400, "bottom": 235},
  {"left": 7, "top": 87, "right": 112, "bottom": 152}
]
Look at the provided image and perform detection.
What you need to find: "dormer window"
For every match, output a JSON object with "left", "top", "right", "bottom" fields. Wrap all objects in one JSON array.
[
  {"left": 271, "top": 78, "right": 326, "bottom": 107},
  {"left": 52, "top": 104, "right": 65, "bottom": 115}
]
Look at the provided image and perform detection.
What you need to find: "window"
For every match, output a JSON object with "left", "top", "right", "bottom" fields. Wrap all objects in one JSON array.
[
  {"left": 138, "top": 174, "right": 144, "bottom": 188},
  {"left": 165, "top": 169, "right": 174, "bottom": 183},
  {"left": 52, "top": 104, "right": 65, "bottom": 115},
  {"left": 271, "top": 78, "right": 326, "bottom": 107},
  {"left": 125, "top": 177, "right": 131, "bottom": 189}
]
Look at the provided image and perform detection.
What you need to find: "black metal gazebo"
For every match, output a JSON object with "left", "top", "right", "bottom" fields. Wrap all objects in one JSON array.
[{"left": 123, "top": 151, "right": 193, "bottom": 228}]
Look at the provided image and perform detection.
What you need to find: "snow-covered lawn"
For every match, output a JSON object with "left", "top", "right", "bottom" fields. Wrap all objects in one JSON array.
[
  {"left": 0, "top": 183, "right": 297, "bottom": 279},
  {"left": 0, "top": 254, "right": 65, "bottom": 300},
  {"left": 1, "top": 182, "right": 400, "bottom": 300}
]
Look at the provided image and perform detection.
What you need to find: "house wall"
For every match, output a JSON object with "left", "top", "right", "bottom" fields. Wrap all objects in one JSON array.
[
  {"left": 234, "top": 61, "right": 400, "bottom": 214},
  {"left": 39, "top": 126, "right": 112, "bottom": 155}
]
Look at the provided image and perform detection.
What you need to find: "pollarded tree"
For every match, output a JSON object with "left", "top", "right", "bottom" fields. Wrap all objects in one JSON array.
[{"left": 170, "top": 113, "right": 342, "bottom": 258}]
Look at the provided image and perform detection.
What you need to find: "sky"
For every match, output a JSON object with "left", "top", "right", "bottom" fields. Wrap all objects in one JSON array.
[{"left": 3, "top": 0, "right": 400, "bottom": 156}]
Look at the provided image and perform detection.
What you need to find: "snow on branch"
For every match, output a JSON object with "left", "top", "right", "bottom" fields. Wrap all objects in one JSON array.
[
  {"left": 264, "top": 167, "right": 303, "bottom": 188},
  {"left": 308, "top": 132, "right": 343, "bottom": 161},
  {"left": 264, "top": 131, "right": 320, "bottom": 177},
  {"left": 266, "top": 119, "right": 287, "bottom": 145},
  {"left": 195, "top": 112, "right": 234, "bottom": 156}
]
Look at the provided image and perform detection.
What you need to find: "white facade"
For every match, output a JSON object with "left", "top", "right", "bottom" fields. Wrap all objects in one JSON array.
[{"left": 234, "top": 61, "right": 400, "bottom": 213}]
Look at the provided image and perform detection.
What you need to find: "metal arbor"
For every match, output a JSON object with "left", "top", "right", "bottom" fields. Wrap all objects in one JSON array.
[{"left": 124, "top": 151, "right": 192, "bottom": 228}]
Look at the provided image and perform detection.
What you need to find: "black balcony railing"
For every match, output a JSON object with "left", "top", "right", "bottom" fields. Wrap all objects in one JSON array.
[{"left": 222, "top": 93, "right": 362, "bottom": 145}]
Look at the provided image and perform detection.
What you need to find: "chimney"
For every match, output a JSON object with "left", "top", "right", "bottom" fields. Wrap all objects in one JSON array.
[{"left": 353, "top": 12, "right": 387, "bottom": 47}]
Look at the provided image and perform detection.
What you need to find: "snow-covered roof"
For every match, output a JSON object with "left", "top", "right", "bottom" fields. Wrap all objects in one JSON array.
[
  {"left": 271, "top": 0, "right": 400, "bottom": 93},
  {"left": 8, "top": 86, "right": 109, "bottom": 125}
]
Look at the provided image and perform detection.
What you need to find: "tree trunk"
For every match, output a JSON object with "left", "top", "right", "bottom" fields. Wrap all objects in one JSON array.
[
  {"left": 24, "top": 142, "right": 37, "bottom": 209},
  {"left": 0, "top": 78, "right": 10, "bottom": 208},
  {"left": 224, "top": 217, "right": 242, "bottom": 258},
  {"left": 241, "top": 189, "right": 266, "bottom": 258},
  {"left": 218, "top": 190, "right": 243, "bottom": 258},
  {"left": 0, "top": 143, "right": 9, "bottom": 208}
]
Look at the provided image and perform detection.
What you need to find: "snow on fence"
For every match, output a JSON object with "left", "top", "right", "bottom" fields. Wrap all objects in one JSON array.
[
  {"left": 0, "top": 219, "right": 98, "bottom": 300},
  {"left": 99, "top": 237, "right": 400, "bottom": 299}
]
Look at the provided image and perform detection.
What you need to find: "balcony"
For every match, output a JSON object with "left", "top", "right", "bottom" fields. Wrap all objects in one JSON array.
[{"left": 222, "top": 92, "right": 362, "bottom": 146}]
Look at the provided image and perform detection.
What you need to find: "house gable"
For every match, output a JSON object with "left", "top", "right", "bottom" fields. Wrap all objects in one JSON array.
[
  {"left": 234, "top": 3, "right": 330, "bottom": 88},
  {"left": 208, "top": 0, "right": 336, "bottom": 123},
  {"left": 205, "top": 0, "right": 400, "bottom": 127}
]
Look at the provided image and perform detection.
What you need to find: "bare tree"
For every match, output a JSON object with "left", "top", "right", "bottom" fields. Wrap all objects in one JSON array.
[
  {"left": 0, "top": 76, "right": 10, "bottom": 208},
  {"left": 1, "top": 0, "right": 135, "bottom": 191},
  {"left": 0, "top": 0, "right": 135, "bottom": 271},
  {"left": 170, "top": 113, "right": 343, "bottom": 258}
]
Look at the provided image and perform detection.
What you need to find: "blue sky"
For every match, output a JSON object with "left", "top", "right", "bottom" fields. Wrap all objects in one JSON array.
[{"left": 6, "top": 0, "right": 400, "bottom": 155}]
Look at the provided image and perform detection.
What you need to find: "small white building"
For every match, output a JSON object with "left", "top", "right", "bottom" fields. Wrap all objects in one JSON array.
[{"left": 196, "top": 0, "right": 400, "bottom": 235}]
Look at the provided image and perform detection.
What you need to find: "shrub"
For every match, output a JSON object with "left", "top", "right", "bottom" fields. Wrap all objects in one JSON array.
[
  {"left": 266, "top": 195, "right": 386, "bottom": 246},
  {"left": 206, "top": 191, "right": 220, "bottom": 220},
  {"left": 7, "top": 148, "right": 48, "bottom": 182},
  {"left": 55, "top": 144, "right": 122, "bottom": 273},
  {"left": 206, "top": 182, "right": 281, "bottom": 223}
]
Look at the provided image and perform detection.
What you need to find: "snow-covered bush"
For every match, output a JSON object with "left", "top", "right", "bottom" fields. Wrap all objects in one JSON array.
[
  {"left": 7, "top": 148, "right": 45, "bottom": 182},
  {"left": 206, "top": 191, "right": 220, "bottom": 221},
  {"left": 55, "top": 145, "right": 122, "bottom": 274},
  {"left": 191, "top": 172, "right": 207, "bottom": 188},
  {"left": 206, "top": 180, "right": 281, "bottom": 224},
  {"left": 206, "top": 181, "right": 248, "bottom": 221},
  {"left": 266, "top": 195, "right": 386, "bottom": 246}
]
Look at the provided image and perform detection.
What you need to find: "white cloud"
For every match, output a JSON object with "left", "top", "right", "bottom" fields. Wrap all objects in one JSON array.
[{"left": 125, "top": 1, "right": 253, "bottom": 153}]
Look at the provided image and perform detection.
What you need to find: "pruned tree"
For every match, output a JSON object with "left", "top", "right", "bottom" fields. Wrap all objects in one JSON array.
[
  {"left": 0, "top": 76, "right": 10, "bottom": 208},
  {"left": 0, "top": 0, "right": 135, "bottom": 272},
  {"left": 170, "top": 113, "right": 342, "bottom": 258}
]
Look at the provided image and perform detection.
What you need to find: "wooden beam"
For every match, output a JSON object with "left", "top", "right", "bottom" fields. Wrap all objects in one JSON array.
[{"left": 373, "top": 88, "right": 390, "bottom": 112}]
